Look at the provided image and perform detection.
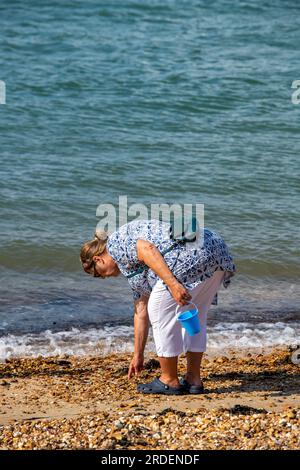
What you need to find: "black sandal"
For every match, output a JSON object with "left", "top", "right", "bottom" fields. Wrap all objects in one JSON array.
[
  {"left": 137, "top": 377, "right": 184, "bottom": 395},
  {"left": 180, "top": 377, "right": 205, "bottom": 394}
]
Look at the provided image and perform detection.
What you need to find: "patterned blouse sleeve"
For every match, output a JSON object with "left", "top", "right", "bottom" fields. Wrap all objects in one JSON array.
[
  {"left": 107, "top": 225, "right": 152, "bottom": 301},
  {"left": 129, "top": 273, "right": 152, "bottom": 301},
  {"left": 107, "top": 225, "right": 141, "bottom": 268}
]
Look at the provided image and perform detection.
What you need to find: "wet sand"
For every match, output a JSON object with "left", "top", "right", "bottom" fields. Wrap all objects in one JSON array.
[{"left": 0, "top": 348, "right": 299, "bottom": 449}]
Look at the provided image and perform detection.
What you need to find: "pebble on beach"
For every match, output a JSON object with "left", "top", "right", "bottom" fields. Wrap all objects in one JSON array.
[{"left": 0, "top": 349, "right": 299, "bottom": 450}]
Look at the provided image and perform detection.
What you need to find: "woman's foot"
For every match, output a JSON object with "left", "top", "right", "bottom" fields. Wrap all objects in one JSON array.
[
  {"left": 137, "top": 377, "right": 184, "bottom": 395},
  {"left": 180, "top": 377, "right": 205, "bottom": 394},
  {"left": 159, "top": 374, "right": 180, "bottom": 389},
  {"left": 184, "top": 373, "right": 203, "bottom": 387}
]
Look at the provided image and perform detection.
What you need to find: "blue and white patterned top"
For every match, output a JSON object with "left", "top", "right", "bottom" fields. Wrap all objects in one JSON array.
[{"left": 107, "top": 219, "right": 236, "bottom": 303}]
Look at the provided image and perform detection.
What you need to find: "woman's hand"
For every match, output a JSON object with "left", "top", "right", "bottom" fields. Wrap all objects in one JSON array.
[
  {"left": 136, "top": 240, "right": 192, "bottom": 306},
  {"left": 128, "top": 353, "right": 144, "bottom": 379},
  {"left": 168, "top": 280, "right": 192, "bottom": 306}
]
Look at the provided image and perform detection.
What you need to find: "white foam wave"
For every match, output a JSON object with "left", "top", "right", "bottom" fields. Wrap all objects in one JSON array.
[
  {"left": 207, "top": 322, "right": 299, "bottom": 353},
  {"left": 0, "top": 322, "right": 299, "bottom": 360},
  {"left": 0, "top": 326, "right": 137, "bottom": 360}
]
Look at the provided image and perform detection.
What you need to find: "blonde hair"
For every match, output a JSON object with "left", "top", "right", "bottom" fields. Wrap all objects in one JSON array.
[{"left": 80, "top": 229, "right": 108, "bottom": 273}]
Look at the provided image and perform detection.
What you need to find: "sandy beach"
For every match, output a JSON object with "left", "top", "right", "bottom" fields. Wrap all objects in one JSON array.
[{"left": 0, "top": 348, "right": 299, "bottom": 450}]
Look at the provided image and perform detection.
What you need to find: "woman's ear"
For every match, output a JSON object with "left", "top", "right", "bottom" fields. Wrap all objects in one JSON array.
[{"left": 93, "top": 255, "right": 103, "bottom": 263}]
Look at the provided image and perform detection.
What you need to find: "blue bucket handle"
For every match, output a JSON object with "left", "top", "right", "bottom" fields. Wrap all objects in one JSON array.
[{"left": 175, "top": 301, "right": 198, "bottom": 320}]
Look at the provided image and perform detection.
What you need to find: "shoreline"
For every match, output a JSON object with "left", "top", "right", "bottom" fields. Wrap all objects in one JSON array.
[{"left": 0, "top": 348, "right": 299, "bottom": 449}]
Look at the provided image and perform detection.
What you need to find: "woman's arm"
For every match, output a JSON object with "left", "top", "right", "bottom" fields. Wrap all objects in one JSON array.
[
  {"left": 136, "top": 239, "right": 192, "bottom": 306},
  {"left": 128, "top": 295, "right": 149, "bottom": 379},
  {"left": 133, "top": 295, "right": 149, "bottom": 358}
]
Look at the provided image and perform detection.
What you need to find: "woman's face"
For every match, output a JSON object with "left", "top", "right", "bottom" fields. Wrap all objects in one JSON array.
[{"left": 92, "top": 250, "right": 120, "bottom": 278}]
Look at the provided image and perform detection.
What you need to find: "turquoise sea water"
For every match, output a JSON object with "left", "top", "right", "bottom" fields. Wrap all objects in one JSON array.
[{"left": 0, "top": 1, "right": 299, "bottom": 357}]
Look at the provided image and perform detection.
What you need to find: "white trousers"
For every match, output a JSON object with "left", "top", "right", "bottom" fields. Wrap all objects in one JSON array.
[{"left": 147, "top": 270, "right": 225, "bottom": 357}]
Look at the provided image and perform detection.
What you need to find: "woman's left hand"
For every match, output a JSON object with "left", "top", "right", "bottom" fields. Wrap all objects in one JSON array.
[
  {"left": 128, "top": 354, "right": 144, "bottom": 379},
  {"left": 168, "top": 280, "right": 192, "bottom": 306}
]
